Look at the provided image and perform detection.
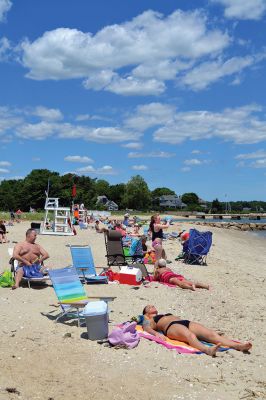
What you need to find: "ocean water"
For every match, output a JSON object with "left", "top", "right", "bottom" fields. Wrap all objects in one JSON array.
[
  {"left": 172, "top": 218, "right": 266, "bottom": 224},
  {"left": 171, "top": 217, "right": 266, "bottom": 239}
]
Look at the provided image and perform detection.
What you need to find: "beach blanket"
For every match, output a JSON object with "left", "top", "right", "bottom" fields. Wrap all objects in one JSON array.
[
  {"left": 136, "top": 325, "right": 230, "bottom": 354},
  {"left": 147, "top": 275, "right": 176, "bottom": 287}
]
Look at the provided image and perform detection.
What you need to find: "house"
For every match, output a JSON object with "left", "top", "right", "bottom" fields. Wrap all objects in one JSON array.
[
  {"left": 96, "top": 195, "right": 118, "bottom": 211},
  {"left": 198, "top": 197, "right": 208, "bottom": 209},
  {"left": 159, "top": 195, "right": 186, "bottom": 209}
]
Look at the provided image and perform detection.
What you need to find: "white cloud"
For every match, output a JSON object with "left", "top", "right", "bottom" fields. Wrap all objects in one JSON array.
[
  {"left": 0, "top": 0, "right": 12, "bottom": 22},
  {"left": 191, "top": 149, "right": 201, "bottom": 154},
  {"left": 0, "top": 167, "right": 9, "bottom": 173},
  {"left": 250, "top": 159, "right": 266, "bottom": 168},
  {"left": 0, "top": 105, "right": 140, "bottom": 144},
  {"left": 64, "top": 155, "right": 94, "bottom": 163},
  {"left": 16, "top": 121, "right": 57, "bottom": 140},
  {"left": 181, "top": 55, "right": 262, "bottom": 90},
  {"left": 184, "top": 159, "right": 203, "bottom": 165},
  {"left": 75, "top": 114, "right": 91, "bottom": 121},
  {"left": 153, "top": 104, "right": 266, "bottom": 144},
  {"left": 0, "top": 160, "right": 11, "bottom": 166},
  {"left": 235, "top": 149, "right": 266, "bottom": 159},
  {"left": 19, "top": 10, "right": 230, "bottom": 94},
  {"left": 181, "top": 167, "right": 191, "bottom": 172},
  {"left": 83, "top": 71, "right": 165, "bottom": 95},
  {"left": 0, "top": 37, "right": 11, "bottom": 61},
  {"left": 211, "top": 0, "right": 266, "bottom": 20},
  {"left": 58, "top": 125, "right": 139, "bottom": 143},
  {"left": 132, "top": 165, "right": 148, "bottom": 170},
  {"left": 31, "top": 106, "right": 63, "bottom": 121},
  {"left": 76, "top": 165, "right": 116, "bottom": 175},
  {"left": 121, "top": 142, "right": 143, "bottom": 149},
  {"left": 124, "top": 103, "right": 176, "bottom": 131},
  {"left": 32, "top": 157, "right": 40, "bottom": 161},
  {"left": 128, "top": 151, "right": 175, "bottom": 158}
]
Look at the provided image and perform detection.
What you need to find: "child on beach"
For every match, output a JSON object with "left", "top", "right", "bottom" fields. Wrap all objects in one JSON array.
[{"left": 154, "top": 258, "right": 209, "bottom": 291}]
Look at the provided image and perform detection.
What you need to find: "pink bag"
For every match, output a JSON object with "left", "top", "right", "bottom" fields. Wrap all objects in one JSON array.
[{"left": 108, "top": 322, "right": 140, "bottom": 349}]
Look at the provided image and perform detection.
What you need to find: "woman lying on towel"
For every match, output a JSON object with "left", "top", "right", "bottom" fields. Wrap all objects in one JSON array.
[
  {"left": 154, "top": 258, "right": 209, "bottom": 291},
  {"left": 142, "top": 305, "right": 252, "bottom": 356}
]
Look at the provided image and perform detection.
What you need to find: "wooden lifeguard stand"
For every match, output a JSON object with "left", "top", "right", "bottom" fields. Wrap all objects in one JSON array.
[{"left": 40, "top": 197, "right": 74, "bottom": 236}]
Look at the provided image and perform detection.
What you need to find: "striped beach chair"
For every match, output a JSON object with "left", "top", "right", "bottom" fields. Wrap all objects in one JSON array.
[{"left": 49, "top": 267, "right": 114, "bottom": 326}]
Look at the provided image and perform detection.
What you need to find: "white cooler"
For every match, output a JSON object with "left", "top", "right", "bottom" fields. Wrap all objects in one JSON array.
[{"left": 83, "top": 301, "right": 108, "bottom": 340}]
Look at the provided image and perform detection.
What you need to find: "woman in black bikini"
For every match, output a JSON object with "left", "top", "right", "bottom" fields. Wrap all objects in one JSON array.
[{"left": 142, "top": 305, "right": 252, "bottom": 356}]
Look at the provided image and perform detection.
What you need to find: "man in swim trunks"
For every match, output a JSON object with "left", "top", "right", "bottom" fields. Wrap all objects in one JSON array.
[
  {"left": 142, "top": 305, "right": 252, "bottom": 357},
  {"left": 154, "top": 259, "right": 209, "bottom": 290},
  {"left": 12, "top": 228, "right": 49, "bottom": 289}
]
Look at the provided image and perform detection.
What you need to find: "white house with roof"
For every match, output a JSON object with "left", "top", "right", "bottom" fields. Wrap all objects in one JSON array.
[
  {"left": 159, "top": 195, "right": 187, "bottom": 209},
  {"left": 96, "top": 195, "right": 118, "bottom": 211}
]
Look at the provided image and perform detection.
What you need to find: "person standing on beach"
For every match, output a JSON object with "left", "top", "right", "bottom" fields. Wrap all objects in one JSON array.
[{"left": 12, "top": 229, "right": 49, "bottom": 289}]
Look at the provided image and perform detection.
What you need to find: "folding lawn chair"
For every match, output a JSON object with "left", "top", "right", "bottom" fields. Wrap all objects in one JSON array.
[
  {"left": 69, "top": 245, "right": 108, "bottom": 284},
  {"left": 8, "top": 247, "right": 50, "bottom": 289},
  {"left": 49, "top": 267, "right": 115, "bottom": 326},
  {"left": 183, "top": 229, "right": 212, "bottom": 265},
  {"left": 104, "top": 231, "right": 149, "bottom": 278}
]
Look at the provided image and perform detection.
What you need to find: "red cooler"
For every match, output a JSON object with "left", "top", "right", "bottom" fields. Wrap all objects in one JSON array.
[{"left": 119, "top": 266, "right": 142, "bottom": 285}]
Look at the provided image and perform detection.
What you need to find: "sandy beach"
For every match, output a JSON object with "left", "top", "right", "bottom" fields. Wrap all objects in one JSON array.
[{"left": 0, "top": 221, "right": 265, "bottom": 400}]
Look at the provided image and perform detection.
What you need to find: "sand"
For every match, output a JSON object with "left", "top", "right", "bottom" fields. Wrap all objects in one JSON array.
[{"left": 0, "top": 221, "right": 265, "bottom": 400}]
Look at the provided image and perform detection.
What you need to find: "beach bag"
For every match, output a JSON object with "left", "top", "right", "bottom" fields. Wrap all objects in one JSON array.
[
  {"left": 0, "top": 270, "right": 14, "bottom": 287},
  {"left": 108, "top": 322, "right": 140, "bottom": 349}
]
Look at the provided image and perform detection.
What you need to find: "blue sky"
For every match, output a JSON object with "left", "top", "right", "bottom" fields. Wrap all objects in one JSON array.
[{"left": 0, "top": 0, "right": 266, "bottom": 201}]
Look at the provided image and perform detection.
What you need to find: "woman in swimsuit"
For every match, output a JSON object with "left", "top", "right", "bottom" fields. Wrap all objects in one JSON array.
[
  {"left": 154, "top": 258, "right": 209, "bottom": 291},
  {"left": 142, "top": 305, "right": 252, "bottom": 357},
  {"left": 149, "top": 214, "right": 169, "bottom": 242}
]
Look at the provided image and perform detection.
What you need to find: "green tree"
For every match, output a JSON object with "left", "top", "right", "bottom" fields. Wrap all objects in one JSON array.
[
  {"left": 123, "top": 175, "right": 151, "bottom": 210},
  {"left": 109, "top": 183, "right": 126, "bottom": 208},
  {"left": 151, "top": 187, "right": 175, "bottom": 197},
  {"left": 181, "top": 192, "right": 199, "bottom": 206},
  {"left": 211, "top": 198, "right": 223, "bottom": 213}
]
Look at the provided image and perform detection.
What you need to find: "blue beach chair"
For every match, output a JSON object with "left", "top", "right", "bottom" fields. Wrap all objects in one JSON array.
[
  {"left": 48, "top": 267, "right": 115, "bottom": 326},
  {"left": 70, "top": 245, "right": 108, "bottom": 284},
  {"left": 183, "top": 229, "right": 212, "bottom": 265}
]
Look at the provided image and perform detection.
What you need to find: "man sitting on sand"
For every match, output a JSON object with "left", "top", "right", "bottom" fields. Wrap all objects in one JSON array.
[
  {"left": 95, "top": 220, "right": 108, "bottom": 233},
  {"left": 142, "top": 305, "right": 252, "bottom": 357},
  {"left": 12, "top": 229, "right": 49, "bottom": 289}
]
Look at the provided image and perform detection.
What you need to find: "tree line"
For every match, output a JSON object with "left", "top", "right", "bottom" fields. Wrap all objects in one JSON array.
[{"left": 0, "top": 169, "right": 265, "bottom": 213}]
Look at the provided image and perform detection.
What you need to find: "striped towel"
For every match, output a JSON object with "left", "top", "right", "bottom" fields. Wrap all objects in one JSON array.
[{"left": 136, "top": 325, "right": 230, "bottom": 354}]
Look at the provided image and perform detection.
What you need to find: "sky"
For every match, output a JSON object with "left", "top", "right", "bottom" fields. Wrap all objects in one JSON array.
[{"left": 0, "top": 0, "right": 266, "bottom": 201}]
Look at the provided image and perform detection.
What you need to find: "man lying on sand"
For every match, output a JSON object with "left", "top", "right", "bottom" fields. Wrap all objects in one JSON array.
[
  {"left": 12, "top": 228, "right": 49, "bottom": 289},
  {"left": 154, "top": 259, "right": 209, "bottom": 290},
  {"left": 142, "top": 305, "right": 252, "bottom": 357}
]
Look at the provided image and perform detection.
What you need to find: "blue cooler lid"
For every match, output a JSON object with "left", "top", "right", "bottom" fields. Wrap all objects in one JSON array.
[{"left": 83, "top": 301, "right": 107, "bottom": 316}]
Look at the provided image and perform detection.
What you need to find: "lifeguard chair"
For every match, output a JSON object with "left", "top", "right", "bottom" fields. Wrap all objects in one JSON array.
[{"left": 40, "top": 198, "right": 74, "bottom": 236}]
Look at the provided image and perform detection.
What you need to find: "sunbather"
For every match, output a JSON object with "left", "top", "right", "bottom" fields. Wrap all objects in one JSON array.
[
  {"left": 154, "top": 259, "right": 209, "bottom": 290},
  {"left": 12, "top": 228, "right": 49, "bottom": 289},
  {"left": 142, "top": 305, "right": 252, "bottom": 356}
]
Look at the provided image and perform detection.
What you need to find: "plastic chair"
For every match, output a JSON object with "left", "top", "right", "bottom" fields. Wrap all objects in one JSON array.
[
  {"left": 8, "top": 247, "right": 50, "bottom": 289},
  {"left": 69, "top": 245, "right": 108, "bottom": 284},
  {"left": 49, "top": 267, "right": 115, "bottom": 326}
]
